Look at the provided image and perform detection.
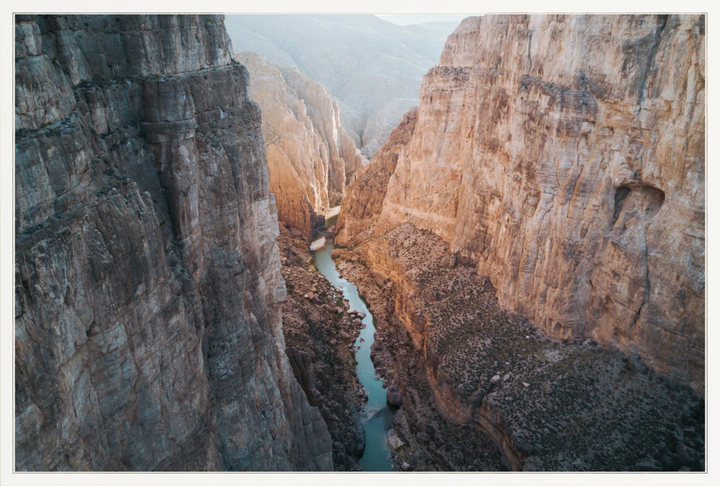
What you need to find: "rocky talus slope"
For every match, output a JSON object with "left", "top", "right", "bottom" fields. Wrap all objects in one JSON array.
[
  {"left": 235, "top": 51, "right": 365, "bottom": 236},
  {"left": 225, "top": 15, "right": 458, "bottom": 158},
  {"left": 338, "top": 14, "right": 705, "bottom": 393},
  {"left": 333, "top": 225, "right": 704, "bottom": 471},
  {"left": 277, "top": 225, "right": 366, "bottom": 470},
  {"left": 15, "top": 15, "right": 332, "bottom": 471}
]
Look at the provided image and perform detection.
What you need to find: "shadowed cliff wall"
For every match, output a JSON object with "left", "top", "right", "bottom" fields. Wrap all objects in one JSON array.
[{"left": 15, "top": 14, "right": 332, "bottom": 471}]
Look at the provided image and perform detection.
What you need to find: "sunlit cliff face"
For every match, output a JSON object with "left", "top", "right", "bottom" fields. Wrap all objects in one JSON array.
[
  {"left": 13, "top": 12, "right": 705, "bottom": 474},
  {"left": 340, "top": 14, "right": 705, "bottom": 393}
]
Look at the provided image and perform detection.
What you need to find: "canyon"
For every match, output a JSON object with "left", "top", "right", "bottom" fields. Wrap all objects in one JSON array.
[
  {"left": 333, "top": 224, "right": 704, "bottom": 470},
  {"left": 14, "top": 13, "right": 705, "bottom": 474},
  {"left": 235, "top": 51, "right": 365, "bottom": 237},
  {"left": 225, "top": 15, "right": 459, "bottom": 158}
]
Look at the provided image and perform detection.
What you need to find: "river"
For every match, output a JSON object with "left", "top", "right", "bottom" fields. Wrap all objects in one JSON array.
[{"left": 312, "top": 212, "right": 395, "bottom": 472}]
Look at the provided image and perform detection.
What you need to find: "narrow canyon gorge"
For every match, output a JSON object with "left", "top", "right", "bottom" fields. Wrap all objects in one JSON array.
[
  {"left": 235, "top": 51, "right": 366, "bottom": 237},
  {"left": 336, "top": 13, "right": 705, "bottom": 471},
  {"left": 14, "top": 13, "right": 705, "bottom": 474},
  {"left": 225, "top": 14, "right": 459, "bottom": 158}
]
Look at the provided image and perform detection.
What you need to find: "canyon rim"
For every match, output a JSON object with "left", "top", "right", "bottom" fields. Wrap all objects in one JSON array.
[{"left": 5, "top": 6, "right": 712, "bottom": 483}]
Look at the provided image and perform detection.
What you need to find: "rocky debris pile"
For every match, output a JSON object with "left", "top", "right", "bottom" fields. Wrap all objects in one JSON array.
[
  {"left": 278, "top": 225, "right": 366, "bottom": 471},
  {"left": 334, "top": 224, "right": 704, "bottom": 471}
]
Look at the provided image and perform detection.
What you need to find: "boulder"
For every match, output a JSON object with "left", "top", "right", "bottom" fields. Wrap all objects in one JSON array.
[{"left": 386, "top": 386, "right": 403, "bottom": 408}]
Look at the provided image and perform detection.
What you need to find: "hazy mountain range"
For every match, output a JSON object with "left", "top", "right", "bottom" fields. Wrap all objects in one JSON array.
[{"left": 225, "top": 14, "right": 463, "bottom": 157}]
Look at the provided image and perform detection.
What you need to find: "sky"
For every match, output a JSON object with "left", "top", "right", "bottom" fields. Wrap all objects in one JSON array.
[{"left": 375, "top": 14, "right": 480, "bottom": 25}]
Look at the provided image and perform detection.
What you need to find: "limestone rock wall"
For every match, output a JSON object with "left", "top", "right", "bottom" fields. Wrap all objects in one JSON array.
[
  {"left": 15, "top": 14, "right": 332, "bottom": 471},
  {"left": 338, "top": 15, "right": 705, "bottom": 392},
  {"left": 236, "top": 51, "right": 365, "bottom": 237}
]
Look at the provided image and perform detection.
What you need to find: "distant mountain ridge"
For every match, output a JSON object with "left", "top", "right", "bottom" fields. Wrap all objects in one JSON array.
[{"left": 225, "top": 14, "right": 462, "bottom": 157}]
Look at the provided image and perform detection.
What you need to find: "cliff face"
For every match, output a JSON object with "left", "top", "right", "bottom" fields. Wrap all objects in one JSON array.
[
  {"left": 338, "top": 14, "right": 705, "bottom": 391},
  {"left": 15, "top": 15, "right": 332, "bottom": 471},
  {"left": 336, "top": 108, "right": 417, "bottom": 245},
  {"left": 236, "top": 52, "right": 364, "bottom": 237}
]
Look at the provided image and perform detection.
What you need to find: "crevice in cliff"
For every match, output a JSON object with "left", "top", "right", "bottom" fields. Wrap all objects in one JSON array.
[
  {"left": 635, "top": 14, "right": 669, "bottom": 104},
  {"left": 611, "top": 184, "right": 665, "bottom": 232},
  {"left": 632, "top": 224, "right": 652, "bottom": 333}
]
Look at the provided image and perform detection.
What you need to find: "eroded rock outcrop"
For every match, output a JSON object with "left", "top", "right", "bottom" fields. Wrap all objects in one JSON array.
[
  {"left": 338, "top": 14, "right": 705, "bottom": 392},
  {"left": 15, "top": 14, "right": 332, "bottom": 471},
  {"left": 236, "top": 52, "right": 365, "bottom": 237}
]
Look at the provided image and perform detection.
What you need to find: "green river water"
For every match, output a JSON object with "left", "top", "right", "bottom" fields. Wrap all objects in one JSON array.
[{"left": 312, "top": 214, "right": 395, "bottom": 472}]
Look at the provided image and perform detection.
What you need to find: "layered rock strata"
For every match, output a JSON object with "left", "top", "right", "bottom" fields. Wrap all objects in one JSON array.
[
  {"left": 236, "top": 51, "right": 365, "bottom": 236},
  {"left": 15, "top": 14, "right": 331, "bottom": 471},
  {"left": 333, "top": 225, "right": 704, "bottom": 471},
  {"left": 337, "top": 14, "right": 705, "bottom": 392}
]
